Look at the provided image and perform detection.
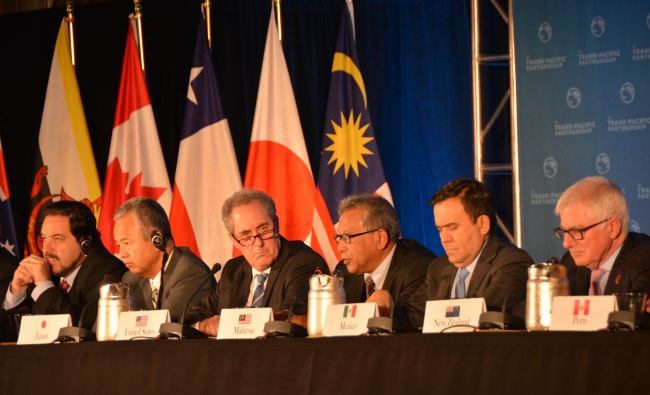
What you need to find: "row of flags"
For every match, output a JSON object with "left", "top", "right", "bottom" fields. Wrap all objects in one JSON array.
[{"left": 0, "top": 5, "right": 393, "bottom": 272}]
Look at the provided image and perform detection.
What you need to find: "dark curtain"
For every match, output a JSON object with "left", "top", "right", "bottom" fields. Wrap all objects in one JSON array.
[{"left": 0, "top": 0, "right": 472, "bottom": 256}]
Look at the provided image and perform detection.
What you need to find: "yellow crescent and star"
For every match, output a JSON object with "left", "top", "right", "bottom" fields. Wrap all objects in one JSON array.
[{"left": 325, "top": 52, "right": 375, "bottom": 179}]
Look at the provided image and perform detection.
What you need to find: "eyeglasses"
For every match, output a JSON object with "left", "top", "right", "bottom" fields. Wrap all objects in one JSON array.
[
  {"left": 553, "top": 218, "right": 610, "bottom": 241},
  {"left": 333, "top": 229, "right": 378, "bottom": 244},
  {"left": 232, "top": 229, "right": 277, "bottom": 247}
]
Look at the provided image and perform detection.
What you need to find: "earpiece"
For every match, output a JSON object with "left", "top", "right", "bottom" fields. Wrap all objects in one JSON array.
[
  {"left": 79, "top": 236, "right": 93, "bottom": 254},
  {"left": 151, "top": 231, "right": 165, "bottom": 252}
]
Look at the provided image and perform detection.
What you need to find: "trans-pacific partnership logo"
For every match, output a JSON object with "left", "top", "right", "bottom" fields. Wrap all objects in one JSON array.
[
  {"left": 566, "top": 87, "right": 581, "bottom": 109},
  {"left": 591, "top": 16, "right": 605, "bottom": 37},
  {"left": 620, "top": 82, "right": 635, "bottom": 104},
  {"left": 539, "top": 22, "right": 552, "bottom": 43},
  {"left": 647, "top": 12, "right": 650, "bottom": 30},
  {"left": 543, "top": 157, "right": 558, "bottom": 178},
  {"left": 596, "top": 153, "right": 610, "bottom": 175},
  {"left": 630, "top": 220, "right": 641, "bottom": 233}
]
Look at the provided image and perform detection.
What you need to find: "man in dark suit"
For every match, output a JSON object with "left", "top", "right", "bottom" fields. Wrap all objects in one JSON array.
[
  {"left": 554, "top": 176, "right": 650, "bottom": 296},
  {"left": 3, "top": 201, "right": 126, "bottom": 329},
  {"left": 186, "top": 189, "right": 328, "bottom": 337},
  {"left": 402, "top": 178, "right": 532, "bottom": 329},
  {"left": 0, "top": 246, "right": 19, "bottom": 341},
  {"left": 334, "top": 194, "right": 434, "bottom": 318},
  {"left": 114, "top": 197, "right": 213, "bottom": 323}
]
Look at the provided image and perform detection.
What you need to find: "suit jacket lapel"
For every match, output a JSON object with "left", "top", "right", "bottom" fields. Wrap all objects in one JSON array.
[
  {"left": 262, "top": 237, "right": 288, "bottom": 306},
  {"left": 604, "top": 237, "right": 630, "bottom": 294},
  {"left": 467, "top": 234, "right": 497, "bottom": 297},
  {"left": 440, "top": 265, "right": 457, "bottom": 299},
  {"left": 383, "top": 241, "right": 404, "bottom": 292},
  {"left": 142, "top": 280, "right": 154, "bottom": 310},
  {"left": 159, "top": 248, "right": 181, "bottom": 307}
]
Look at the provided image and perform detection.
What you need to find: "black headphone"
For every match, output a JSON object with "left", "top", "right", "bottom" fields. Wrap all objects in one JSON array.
[
  {"left": 151, "top": 231, "right": 165, "bottom": 252},
  {"left": 79, "top": 236, "right": 93, "bottom": 254}
]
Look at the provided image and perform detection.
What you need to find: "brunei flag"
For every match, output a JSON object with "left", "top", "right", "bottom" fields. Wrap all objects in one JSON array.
[
  {"left": 169, "top": 14, "right": 242, "bottom": 268},
  {"left": 0, "top": 137, "right": 19, "bottom": 258},
  {"left": 243, "top": 8, "right": 315, "bottom": 244},
  {"left": 312, "top": 5, "right": 393, "bottom": 270},
  {"left": 25, "top": 20, "right": 102, "bottom": 256},
  {"left": 98, "top": 17, "right": 171, "bottom": 253}
]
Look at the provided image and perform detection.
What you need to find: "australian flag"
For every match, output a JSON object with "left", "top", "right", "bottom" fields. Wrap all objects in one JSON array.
[
  {"left": 313, "top": 4, "right": 393, "bottom": 270},
  {"left": 0, "top": 137, "right": 19, "bottom": 259}
]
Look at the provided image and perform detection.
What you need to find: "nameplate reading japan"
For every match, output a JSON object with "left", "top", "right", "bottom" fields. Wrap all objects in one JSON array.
[
  {"left": 17, "top": 314, "right": 71, "bottom": 345},
  {"left": 549, "top": 295, "right": 616, "bottom": 331},
  {"left": 322, "top": 303, "right": 377, "bottom": 337},
  {"left": 116, "top": 310, "right": 170, "bottom": 340},
  {"left": 217, "top": 308, "right": 273, "bottom": 339},
  {"left": 422, "top": 298, "right": 486, "bottom": 333}
]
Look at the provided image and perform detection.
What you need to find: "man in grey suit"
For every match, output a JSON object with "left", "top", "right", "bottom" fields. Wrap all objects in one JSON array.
[
  {"left": 114, "top": 197, "right": 213, "bottom": 323},
  {"left": 402, "top": 178, "right": 532, "bottom": 329}
]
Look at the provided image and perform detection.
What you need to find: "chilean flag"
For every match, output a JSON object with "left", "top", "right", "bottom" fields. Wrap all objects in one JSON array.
[
  {"left": 169, "top": 14, "right": 241, "bottom": 268},
  {"left": 98, "top": 17, "right": 171, "bottom": 253},
  {"left": 243, "top": 9, "right": 315, "bottom": 243},
  {"left": 313, "top": 5, "right": 393, "bottom": 270},
  {"left": 0, "top": 137, "right": 19, "bottom": 258}
]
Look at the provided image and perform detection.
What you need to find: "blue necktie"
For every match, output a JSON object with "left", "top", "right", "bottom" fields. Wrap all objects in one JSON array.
[
  {"left": 251, "top": 273, "right": 269, "bottom": 307},
  {"left": 455, "top": 267, "right": 469, "bottom": 299}
]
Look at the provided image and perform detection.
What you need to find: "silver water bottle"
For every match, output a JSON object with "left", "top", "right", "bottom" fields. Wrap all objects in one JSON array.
[
  {"left": 96, "top": 282, "right": 134, "bottom": 341},
  {"left": 307, "top": 271, "right": 346, "bottom": 336},
  {"left": 525, "top": 259, "right": 569, "bottom": 330}
]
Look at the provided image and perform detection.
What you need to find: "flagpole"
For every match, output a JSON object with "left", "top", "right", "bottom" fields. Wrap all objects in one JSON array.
[
  {"left": 202, "top": 0, "right": 212, "bottom": 52},
  {"left": 133, "top": 0, "right": 146, "bottom": 75},
  {"left": 65, "top": 0, "right": 76, "bottom": 67},
  {"left": 273, "top": 0, "right": 282, "bottom": 42}
]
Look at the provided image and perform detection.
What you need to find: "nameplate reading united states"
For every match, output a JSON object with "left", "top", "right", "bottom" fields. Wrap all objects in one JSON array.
[
  {"left": 116, "top": 310, "right": 170, "bottom": 340},
  {"left": 423, "top": 298, "right": 486, "bottom": 333}
]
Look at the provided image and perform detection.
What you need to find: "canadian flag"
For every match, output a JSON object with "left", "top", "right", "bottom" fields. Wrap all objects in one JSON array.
[
  {"left": 243, "top": 9, "right": 315, "bottom": 243},
  {"left": 98, "top": 17, "right": 171, "bottom": 253}
]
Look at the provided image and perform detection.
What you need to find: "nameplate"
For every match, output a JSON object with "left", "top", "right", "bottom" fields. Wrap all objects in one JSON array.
[
  {"left": 17, "top": 314, "right": 71, "bottom": 345},
  {"left": 322, "top": 303, "right": 377, "bottom": 337},
  {"left": 422, "top": 298, "right": 486, "bottom": 333},
  {"left": 217, "top": 308, "right": 273, "bottom": 339},
  {"left": 116, "top": 310, "right": 170, "bottom": 340},
  {"left": 549, "top": 295, "right": 616, "bottom": 331}
]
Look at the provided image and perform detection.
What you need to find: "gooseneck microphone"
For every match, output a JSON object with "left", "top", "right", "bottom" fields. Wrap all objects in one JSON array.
[
  {"left": 263, "top": 286, "right": 309, "bottom": 338},
  {"left": 158, "top": 263, "right": 221, "bottom": 339},
  {"left": 477, "top": 288, "right": 526, "bottom": 330},
  {"left": 56, "top": 300, "right": 97, "bottom": 343}
]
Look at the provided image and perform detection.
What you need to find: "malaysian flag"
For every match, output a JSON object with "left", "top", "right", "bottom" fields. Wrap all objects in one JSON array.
[
  {"left": 135, "top": 315, "right": 148, "bottom": 327},
  {"left": 445, "top": 306, "right": 460, "bottom": 318},
  {"left": 238, "top": 314, "right": 252, "bottom": 325}
]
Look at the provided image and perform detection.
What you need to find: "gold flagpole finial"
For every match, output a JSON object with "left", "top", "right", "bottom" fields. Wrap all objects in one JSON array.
[
  {"left": 273, "top": 0, "right": 282, "bottom": 42},
  {"left": 65, "top": 0, "right": 76, "bottom": 67},
  {"left": 203, "top": 0, "right": 212, "bottom": 52},
  {"left": 133, "top": 0, "right": 146, "bottom": 75}
]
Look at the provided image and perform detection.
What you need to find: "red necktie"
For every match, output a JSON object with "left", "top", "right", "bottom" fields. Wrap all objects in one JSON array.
[{"left": 60, "top": 279, "right": 71, "bottom": 293}]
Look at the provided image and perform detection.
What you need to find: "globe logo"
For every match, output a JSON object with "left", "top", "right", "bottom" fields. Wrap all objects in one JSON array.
[
  {"left": 539, "top": 22, "right": 552, "bottom": 43},
  {"left": 620, "top": 82, "right": 635, "bottom": 104},
  {"left": 591, "top": 16, "right": 605, "bottom": 37},
  {"left": 566, "top": 87, "right": 581, "bottom": 109},
  {"left": 595, "top": 153, "right": 610, "bottom": 175},
  {"left": 647, "top": 12, "right": 650, "bottom": 30},
  {"left": 630, "top": 220, "right": 641, "bottom": 233},
  {"left": 543, "top": 157, "right": 558, "bottom": 178}
]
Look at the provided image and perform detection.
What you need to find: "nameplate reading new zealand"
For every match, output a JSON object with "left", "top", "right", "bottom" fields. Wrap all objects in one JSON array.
[
  {"left": 217, "top": 308, "right": 273, "bottom": 339},
  {"left": 549, "top": 295, "right": 616, "bottom": 331},
  {"left": 422, "top": 298, "right": 486, "bottom": 333},
  {"left": 116, "top": 310, "right": 170, "bottom": 340},
  {"left": 322, "top": 303, "right": 377, "bottom": 337},
  {"left": 17, "top": 314, "right": 71, "bottom": 345}
]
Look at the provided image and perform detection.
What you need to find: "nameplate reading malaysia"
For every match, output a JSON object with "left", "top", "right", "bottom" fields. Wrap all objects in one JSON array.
[
  {"left": 116, "top": 310, "right": 170, "bottom": 340},
  {"left": 217, "top": 308, "right": 273, "bottom": 339},
  {"left": 549, "top": 295, "right": 616, "bottom": 331},
  {"left": 322, "top": 303, "right": 377, "bottom": 337},
  {"left": 17, "top": 314, "right": 71, "bottom": 345},
  {"left": 422, "top": 298, "right": 486, "bottom": 333}
]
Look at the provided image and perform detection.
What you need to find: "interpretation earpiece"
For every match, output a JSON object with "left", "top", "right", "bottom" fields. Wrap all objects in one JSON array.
[
  {"left": 80, "top": 236, "right": 93, "bottom": 254},
  {"left": 151, "top": 231, "right": 165, "bottom": 252}
]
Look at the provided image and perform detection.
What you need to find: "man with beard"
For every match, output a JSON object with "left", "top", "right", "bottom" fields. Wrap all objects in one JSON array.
[{"left": 2, "top": 201, "right": 126, "bottom": 329}]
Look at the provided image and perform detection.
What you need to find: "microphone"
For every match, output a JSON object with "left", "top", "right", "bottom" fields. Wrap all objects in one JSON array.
[
  {"left": 56, "top": 300, "right": 97, "bottom": 343},
  {"left": 0, "top": 306, "right": 30, "bottom": 316},
  {"left": 477, "top": 288, "right": 526, "bottom": 330},
  {"left": 158, "top": 263, "right": 220, "bottom": 339},
  {"left": 262, "top": 293, "right": 309, "bottom": 338}
]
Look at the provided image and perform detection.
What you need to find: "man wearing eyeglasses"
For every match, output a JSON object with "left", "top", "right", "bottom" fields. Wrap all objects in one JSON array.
[
  {"left": 186, "top": 189, "right": 328, "bottom": 336},
  {"left": 334, "top": 194, "right": 434, "bottom": 321},
  {"left": 554, "top": 176, "right": 650, "bottom": 296},
  {"left": 400, "top": 178, "right": 532, "bottom": 329}
]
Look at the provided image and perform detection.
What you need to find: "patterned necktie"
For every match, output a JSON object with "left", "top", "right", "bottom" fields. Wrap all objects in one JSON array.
[
  {"left": 455, "top": 267, "right": 470, "bottom": 299},
  {"left": 252, "top": 273, "right": 269, "bottom": 307},
  {"left": 589, "top": 268, "right": 606, "bottom": 296},
  {"left": 60, "top": 279, "right": 70, "bottom": 293},
  {"left": 365, "top": 275, "right": 376, "bottom": 300},
  {"left": 151, "top": 284, "right": 159, "bottom": 309}
]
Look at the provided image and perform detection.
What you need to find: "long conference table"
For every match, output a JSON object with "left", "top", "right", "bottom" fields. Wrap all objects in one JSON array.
[{"left": 1, "top": 331, "right": 648, "bottom": 394}]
